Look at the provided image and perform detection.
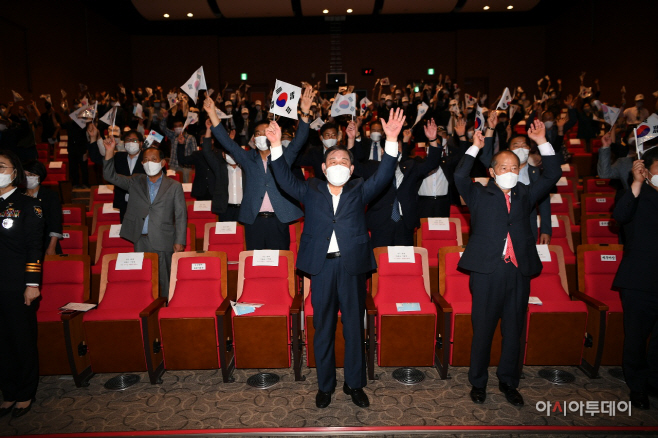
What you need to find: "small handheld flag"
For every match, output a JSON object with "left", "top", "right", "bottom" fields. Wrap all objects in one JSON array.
[
  {"left": 269, "top": 79, "right": 302, "bottom": 120},
  {"left": 330, "top": 93, "right": 356, "bottom": 117},
  {"left": 496, "top": 87, "right": 512, "bottom": 111},
  {"left": 181, "top": 66, "right": 207, "bottom": 104}
]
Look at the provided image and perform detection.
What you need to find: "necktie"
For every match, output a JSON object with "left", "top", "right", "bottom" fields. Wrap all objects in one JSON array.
[
  {"left": 372, "top": 142, "right": 379, "bottom": 161},
  {"left": 391, "top": 180, "right": 401, "bottom": 222},
  {"left": 504, "top": 192, "right": 518, "bottom": 267}
]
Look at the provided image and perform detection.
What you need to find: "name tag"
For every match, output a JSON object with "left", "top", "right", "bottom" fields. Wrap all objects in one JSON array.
[
  {"left": 601, "top": 255, "right": 617, "bottom": 262},
  {"left": 115, "top": 252, "right": 144, "bottom": 270},
  {"left": 193, "top": 201, "right": 212, "bottom": 211},
  {"left": 191, "top": 263, "right": 206, "bottom": 270},
  {"left": 536, "top": 244, "right": 552, "bottom": 262},
  {"left": 595, "top": 198, "right": 607, "bottom": 203},
  {"left": 63, "top": 233, "right": 70, "bottom": 239},
  {"left": 427, "top": 217, "right": 449, "bottom": 231},
  {"left": 388, "top": 246, "right": 415, "bottom": 263},
  {"left": 109, "top": 224, "right": 122, "bottom": 238},
  {"left": 215, "top": 221, "right": 237, "bottom": 234},
  {"left": 599, "top": 221, "right": 610, "bottom": 226},
  {"left": 63, "top": 210, "right": 71, "bottom": 215},
  {"left": 252, "top": 250, "right": 279, "bottom": 266}
]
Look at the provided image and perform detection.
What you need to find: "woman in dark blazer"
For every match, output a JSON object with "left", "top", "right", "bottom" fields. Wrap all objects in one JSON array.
[{"left": 22, "top": 160, "right": 63, "bottom": 256}]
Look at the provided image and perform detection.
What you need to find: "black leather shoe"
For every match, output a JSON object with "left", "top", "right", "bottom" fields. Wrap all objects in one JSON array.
[
  {"left": 0, "top": 402, "right": 16, "bottom": 418},
  {"left": 499, "top": 382, "right": 524, "bottom": 407},
  {"left": 11, "top": 402, "right": 32, "bottom": 418},
  {"left": 343, "top": 383, "right": 369, "bottom": 408},
  {"left": 315, "top": 388, "right": 334, "bottom": 408},
  {"left": 646, "top": 383, "right": 658, "bottom": 399},
  {"left": 470, "top": 386, "right": 486, "bottom": 404},
  {"left": 630, "top": 391, "right": 650, "bottom": 410}
]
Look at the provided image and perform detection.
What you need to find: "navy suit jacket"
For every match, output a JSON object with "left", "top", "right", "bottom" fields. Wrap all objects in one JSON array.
[
  {"left": 210, "top": 120, "right": 309, "bottom": 224},
  {"left": 455, "top": 148, "right": 561, "bottom": 277},
  {"left": 270, "top": 151, "right": 397, "bottom": 276}
]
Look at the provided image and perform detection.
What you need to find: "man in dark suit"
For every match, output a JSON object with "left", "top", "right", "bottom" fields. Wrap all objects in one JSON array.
[
  {"left": 296, "top": 123, "right": 339, "bottom": 181},
  {"left": 176, "top": 118, "right": 217, "bottom": 202},
  {"left": 204, "top": 88, "right": 315, "bottom": 250},
  {"left": 612, "top": 148, "right": 658, "bottom": 410},
  {"left": 353, "top": 120, "right": 385, "bottom": 162},
  {"left": 268, "top": 108, "right": 405, "bottom": 409},
  {"left": 353, "top": 120, "right": 442, "bottom": 247},
  {"left": 113, "top": 131, "right": 146, "bottom": 221},
  {"left": 455, "top": 120, "right": 561, "bottom": 407}
]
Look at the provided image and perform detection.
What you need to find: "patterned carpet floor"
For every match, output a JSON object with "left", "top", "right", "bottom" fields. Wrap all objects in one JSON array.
[{"left": 2, "top": 364, "right": 657, "bottom": 436}]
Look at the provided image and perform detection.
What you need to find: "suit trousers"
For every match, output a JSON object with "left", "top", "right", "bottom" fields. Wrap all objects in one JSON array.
[
  {"left": 135, "top": 235, "right": 173, "bottom": 299},
  {"left": 370, "top": 217, "right": 414, "bottom": 249},
  {"left": 417, "top": 195, "right": 451, "bottom": 219},
  {"left": 0, "top": 290, "right": 39, "bottom": 402},
  {"left": 218, "top": 205, "right": 241, "bottom": 222},
  {"left": 620, "top": 289, "right": 658, "bottom": 392},
  {"left": 311, "top": 256, "right": 367, "bottom": 392},
  {"left": 468, "top": 258, "right": 530, "bottom": 389},
  {"left": 244, "top": 215, "right": 290, "bottom": 251}
]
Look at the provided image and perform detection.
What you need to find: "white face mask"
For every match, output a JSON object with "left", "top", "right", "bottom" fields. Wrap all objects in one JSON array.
[
  {"left": 322, "top": 138, "right": 337, "bottom": 149},
  {"left": 442, "top": 137, "right": 448, "bottom": 147},
  {"left": 143, "top": 161, "right": 162, "bottom": 176},
  {"left": 544, "top": 121, "right": 554, "bottom": 129},
  {"left": 370, "top": 132, "right": 382, "bottom": 142},
  {"left": 225, "top": 155, "right": 236, "bottom": 165},
  {"left": 254, "top": 136, "right": 269, "bottom": 151},
  {"left": 0, "top": 170, "right": 15, "bottom": 188},
  {"left": 649, "top": 172, "right": 658, "bottom": 187},
  {"left": 281, "top": 140, "right": 291, "bottom": 147},
  {"left": 325, "top": 164, "right": 351, "bottom": 187},
  {"left": 174, "top": 127, "right": 184, "bottom": 135},
  {"left": 125, "top": 141, "right": 140, "bottom": 155},
  {"left": 25, "top": 175, "right": 40, "bottom": 189},
  {"left": 512, "top": 147, "right": 529, "bottom": 164},
  {"left": 494, "top": 171, "right": 518, "bottom": 189}
]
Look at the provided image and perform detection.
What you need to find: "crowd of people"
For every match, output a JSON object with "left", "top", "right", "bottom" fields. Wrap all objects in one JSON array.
[{"left": 0, "top": 73, "right": 657, "bottom": 417}]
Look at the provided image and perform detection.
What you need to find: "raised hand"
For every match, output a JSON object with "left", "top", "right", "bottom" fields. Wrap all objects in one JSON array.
[
  {"left": 403, "top": 129, "right": 412, "bottom": 143},
  {"left": 556, "top": 114, "right": 568, "bottom": 128},
  {"left": 601, "top": 132, "right": 612, "bottom": 148},
  {"left": 229, "top": 129, "right": 236, "bottom": 140},
  {"left": 423, "top": 118, "right": 437, "bottom": 141},
  {"left": 564, "top": 94, "right": 573, "bottom": 108},
  {"left": 632, "top": 160, "right": 646, "bottom": 183},
  {"left": 527, "top": 119, "right": 547, "bottom": 144},
  {"left": 454, "top": 117, "right": 466, "bottom": 137},
  {"left": 103, "top": 135, "right": 116, "bottom": 155},
  {"left": 487, "top": 111, "right": 498, "bottom": 129},
  {"left": 346, "top": 121, "right": 357, "bottom": 139},
  {"left": 473, "top": 130, "right": 485, "bottom": 149},
  {"left": 380, "top": 108, "right": 406, "bottom": 141},
  {"left": 265, "top": 120, "right": 282, "bottom": 146},
  {"left": 299, "top": 85, "right": 316, "bottom": 115},
  {"left": 205, "top": 118, "right": 212, "bottom": 129}
]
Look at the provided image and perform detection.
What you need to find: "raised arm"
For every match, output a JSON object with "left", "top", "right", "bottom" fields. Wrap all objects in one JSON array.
[
  {"left": 267, "top": 121, "right": 308, "bottom": 202},
  {"left": 454, "top": 130, "right": 485, "bottom": 206},
  {"left": 282, "top": 86, "right": 315, "bottom": 164},
  {"left": 526, "top": 120, "right": 562, "bottom": 206},
  {"left": 101, "top": 136, "right": 133, "bottom": 191},
  {"left": 200, "top": 118, "right": 225, "bottom": 177},
  {"left": 204, "top": 96, "right": 250, "bottom": 165},
  {"left": 415, "top": 119, "right": 442, "bottom": 175}
]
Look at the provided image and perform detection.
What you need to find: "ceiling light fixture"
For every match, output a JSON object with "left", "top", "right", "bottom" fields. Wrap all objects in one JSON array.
[
  {"left": 507, "top": 5, "right": 513, "bottom": 9},
  {"left": 187, "top": 12, "right": 194, "bottom": 17},
  {"left": 323, "top": 9, "right": 329, "bottom": 14},
  {"left": 347, "top": 9, "right": 353, "bottom": 13},
  {"left": 163, "top": 13, "right": 170, "bottom": 18},
  {"left": 483, "top": 6, "right": 490, "bottom": 10}
]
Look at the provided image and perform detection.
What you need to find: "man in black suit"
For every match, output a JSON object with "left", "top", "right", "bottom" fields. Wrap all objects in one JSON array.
[
  {"left": 353, "top": 120, "right": 442, "bottom": 247},
  {"left": 110, "top": 130, "right": 146, "bottom": 222},
  {"left": 177, "top": 118, "right": 218, "bottom": 202},
  {"left": 268, "top": 108, "right": 405, "bottom": 409},
  {"left": 353, "top": 120, "right": 385, "bottom": 162},
  {"left": 296, "top": 123, "right": 340, "bottom": 181},
  {"left": 612, "top": 148, "right": 658, "bottom": 410},
  {"left": 455, "top": 120, "right": 561, "bottom": 407}
]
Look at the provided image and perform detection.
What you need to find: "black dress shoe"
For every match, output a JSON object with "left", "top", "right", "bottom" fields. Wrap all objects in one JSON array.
[
  {"left": 499, "top": 382, "right": 524, "bottom": 407},
  {"left": 0, "top": 403, "right": 16, "bottom": 418},
  {"left": 11, "top": 403, "right": 32, "bottom": 418},
  {"left": 630, "top": 391, "right": 650, "bottom": 410},
  {"left": 315, "top": 388, "right": 334, "bottom": 408},
  {"left": 343, "top": 383, "right": 369, "bottom": 408},
  {"left": 470, "top": 386, "right": 486, "bottom": 404}
]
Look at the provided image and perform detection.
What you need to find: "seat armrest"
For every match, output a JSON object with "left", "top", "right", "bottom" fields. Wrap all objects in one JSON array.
[
  {"left": 216, "top": 297, "right": 232, "bottom": 316},
  {"left": 60, "top": 299, "right": 98, "bottom": 321},
  {"left": 366, "top": 293, "right": 377, "bottom": 315},
  {"left": 431, "top": 291, "right": 453, "bottom": 312},
  {"left": 140, "top": 297, "right": 167, "bottom": 318},
  {"left": 571, "top": 290, "right": 609, "bottom": 312},
  {"left": 290, "top": 293, "right": 302, "bottom": 314}
]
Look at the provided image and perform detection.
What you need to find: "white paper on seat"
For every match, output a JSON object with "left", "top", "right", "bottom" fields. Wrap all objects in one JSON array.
[
  {"left": 561, "top": 163, "right": 571, "bottom": 172},
  {"left": 550, "top": 193, "right": 563, "bottom": 204},
  {"left": 388, "top": 246, "right": 415, "bottom": 263},
  {"left": 600, "top": 254, "right": 617, "bottom": 262},
  {"left": 556, "top": 177, "right": 568, "bottom": 186},
  {"left": 252, "top": 250, "right": 279, "bottom": 266},
  {"left": 538, "top": 215, "right": 560, "bottom": 228},
  {"left": 528, "top": 297, "right": 543, "bottom": 305},
  {"left": 109, "top": 224, "right": 122, "bottom": 238},
  {"left": 428, "top": 217, "right": 449, "bottom": 231},
  {"left": 215, "top": 221, "right": 237, "bottom": 234},
  {"left": 570, "top": 139, "right": 582, "bottom": 145},
  {"left": 193, "top": 200, "right": 212, "bottom": 211},
  {"left": 115, "top": 252, "right": 144, "bottom": 270},
  {"left": 102, "top": 203, "right": 119, "bottom": 214},
  {"left": 49, "top": 161, "right": 63, "bottom": 169},
  {"left": 166, "top": 169, "right": 176, "bottom": 176},
  {"left": 536, "top": 244, "right": 552, "bottom": 262},
  {"left": 192, "top": 263, "right": 206, "bottom": 270},
  {"left": 396, "top": 303, "right": 421, "bottom": 312},
  {"left": 98, "top": 185, "right": 114, "bottom": 194},
  {"left": 59, "top": 149, "right": 68, "bottom": 155},
  {"left": 59, "top": 302, "right": 96, "bottom": 312},
  {"left": 182, "top": 183, "right": 192, "bottom": 193}
]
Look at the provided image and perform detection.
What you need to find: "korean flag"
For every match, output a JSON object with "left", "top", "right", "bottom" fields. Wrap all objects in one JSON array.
[
  {"left": 330, "top": 93, "right": 356, "bottom": 117},
  {"left": 496, "top": 87, "right": 512, "bottom": 111},
  {"left": 474, "top": 104, "right": 486, "bottom": 131},
  {"left": 270, "top": 79, "right": 302, "bottom": 120}
]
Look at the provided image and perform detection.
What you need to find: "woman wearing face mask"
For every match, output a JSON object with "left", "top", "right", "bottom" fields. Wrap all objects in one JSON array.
[
  {"left": 0, "top": 150, "right": 44, "bottom": 418},
  {"left": 22, "top": 160, "right": 63, "bottom": 256},
  {"left": 612, "top": 147, "right": 658, "bottom": 410}
]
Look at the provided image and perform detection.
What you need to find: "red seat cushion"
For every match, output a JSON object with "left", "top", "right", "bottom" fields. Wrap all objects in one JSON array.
[
  {"left": 419, "top": 221, "right": 459, "bottom": 267},
  {"left": 586, "top": 218, "right": 619, "bottom": 244},
  {"left": 207, "top": 225, "right": 245, "bottom": 270},
  {"left": 583, "top": 250, "right": 623, "bottom": 312}
]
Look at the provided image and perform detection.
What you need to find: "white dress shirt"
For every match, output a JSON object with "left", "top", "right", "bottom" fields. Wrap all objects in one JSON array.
[{"left": 227, "top": 164, "right": 243, "bottom": 204}]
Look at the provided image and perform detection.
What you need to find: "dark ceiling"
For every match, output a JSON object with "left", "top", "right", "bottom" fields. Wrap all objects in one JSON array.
[{"left": 83, "top": 0, "right": 577, "bottom": 37}]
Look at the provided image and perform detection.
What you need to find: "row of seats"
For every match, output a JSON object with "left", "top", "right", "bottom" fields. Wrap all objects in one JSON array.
[{"left": 37, "top": 243, "right": 623, "bottom": 387}]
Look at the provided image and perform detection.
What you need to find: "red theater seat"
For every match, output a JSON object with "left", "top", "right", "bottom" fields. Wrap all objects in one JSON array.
[
  {"left": 582, "top": 214, "right": 620, "bottom": 245},
  {"left": 415, "top": 217, "right": 462, "bottom": 293},
  {"left": 60, "top": 225, "right": 88, "bottom": 256}
]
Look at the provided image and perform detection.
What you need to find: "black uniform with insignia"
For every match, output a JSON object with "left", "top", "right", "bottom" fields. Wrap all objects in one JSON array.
[{"left": 0, "top": 189, "right": 44, "bottom": 404}]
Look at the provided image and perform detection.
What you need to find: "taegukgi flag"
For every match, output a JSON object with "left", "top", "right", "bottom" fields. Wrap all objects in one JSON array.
[
  {"left": 331, "top": 93, "right": 356, "bottom": 117},
  {"left": 474, "top": 105, "right": 486, "bottom": 131},
  {"left": 496, "top": 87, "right": 512, "bottom": 111},
  {"left": 360, "top": 97, "right": 371, "bottom": 116},
  {"left": 181, "top": 66, "right": 207, "bottom": 104},
  {"left": 635, "top": 114, "right": 658, "bottom": 157},
  {"left": 601, "top": 104, "right": 621, "bottom": 127},
  {"left": 269, "top": 79, "right": 302, "bottom": 120}
]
